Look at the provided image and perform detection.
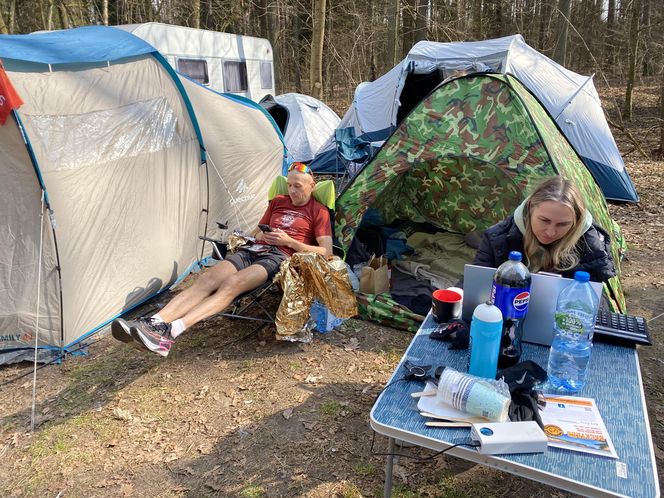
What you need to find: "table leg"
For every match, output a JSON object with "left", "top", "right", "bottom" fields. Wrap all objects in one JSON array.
[{"left": 383, "top": 437, "right": 396, "bottom": 498}]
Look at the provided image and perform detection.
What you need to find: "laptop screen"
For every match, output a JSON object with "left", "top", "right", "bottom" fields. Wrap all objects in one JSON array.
[{"left": 462, "top": 264, "right": 602, "bottom": 346}]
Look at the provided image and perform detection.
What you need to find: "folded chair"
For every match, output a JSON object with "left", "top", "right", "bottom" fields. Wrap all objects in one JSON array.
[{"left": 200, "top": 176, "right": 337, "bottom": 326}]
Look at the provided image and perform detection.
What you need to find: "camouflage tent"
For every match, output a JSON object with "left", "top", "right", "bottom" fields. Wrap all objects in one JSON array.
[{"left": 336, "top": 73, "right": 626, "bottom": 314}]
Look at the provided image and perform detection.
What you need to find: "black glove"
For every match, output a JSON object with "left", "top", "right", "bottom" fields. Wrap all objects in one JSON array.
[
  {"left": 497, "top": 360, "right": 548, "bottom": 428},
  {"left": 429, "top": 319, "right": 469, "bottom": 350}
]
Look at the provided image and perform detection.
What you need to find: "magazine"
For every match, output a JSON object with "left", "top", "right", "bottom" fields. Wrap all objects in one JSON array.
[{"left": 540, "top": 395, "right": 618, "bottom": 459}]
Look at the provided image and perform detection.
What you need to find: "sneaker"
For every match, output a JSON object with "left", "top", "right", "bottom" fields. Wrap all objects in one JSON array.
[
  {"left": 130, "top": 320, "right": 175, "bottom": 357},
  {"left": 111, "top": 318, "right": 133, "bottom": 343}
]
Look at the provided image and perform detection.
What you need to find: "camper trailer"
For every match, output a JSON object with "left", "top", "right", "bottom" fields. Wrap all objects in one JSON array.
[{"left": 117, "top": 22, "right": 275, "bottom": 102}]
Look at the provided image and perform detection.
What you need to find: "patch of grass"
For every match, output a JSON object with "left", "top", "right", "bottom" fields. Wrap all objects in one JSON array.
[
  {"left": 320, "top": 400, "right": 342, "bottom": 417},
  {"left": 381, "top": 347, "right": 403, "bottom": 365},
  {"left": 287, "top": 361, "right": 303, "bottom": 371},
  {"left": 392, "top": 485, "right": 422, "bottom": 498},
  {"left": 239, "top": 359, "right": 254, "bottom": 372},
  {"left": 339, "top": 482, "right": 363, "bottom": 498},
  {"left": 353, "top": 462, "right": 376, "bottom": 477},
  {"left": 435, "top": 473, "right": 476, "bottom": 498},
  {"left": 239, "top": 484, "right": 265, "bottom": 498}
]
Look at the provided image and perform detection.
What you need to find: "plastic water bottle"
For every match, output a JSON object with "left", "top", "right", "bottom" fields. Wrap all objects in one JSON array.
[
  {"left": 491, "top": 251, "right": 531, "bottom": 368},
  {"left": 468, "top": 302, "right": 503, "bottom": 379},
  {"left": 547, "top": 271, "right": 599, "bottom": 393}
]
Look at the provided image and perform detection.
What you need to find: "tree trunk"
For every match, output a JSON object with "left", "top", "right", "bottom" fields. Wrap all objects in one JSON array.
[
  {"left": 9, "top": 0, "right": 16, "bottom": 33},
  {"left": 552, "top": 0, "right": 571, "bottom": 65},
  {"left": 414, "top": 0, "right": 427, "bottom": 44},
  {"left": 641, "top": 0, "right": 651, "bottom": 76},
  {"left": 403, "top": 0, "right": 416, "bottom": 56},
  {"left": 623, "top": 0, "right": 642, "bottom": 120},
  {"left": 102, "top": 0, "right": 108, "bottom": 26},
  {"left": 658, "top": 63, "right": 664, "bottom": 156},
  {"left": 57, "top": 0, "right": 70, "bottom": 29},
  {"left": 310, "top": 0, "right": 326, "bottom": 99},
  {"left": 472, "top": 0, "right": 482, "bottom": 39},
  {"left": 385, "top": 0, "right": 399, "bottom": 71},
  {"left": 192, "top": 0, "right": 200, "bottom": 29},
  {"left": 292, "top": 10, "right": 302, "bottom": 93},
  {"left": 538, "top": 0, "right": 551, "bottom": 51},
  {"left": 0, "top": 5, "right": 8, "bottom": 34}
]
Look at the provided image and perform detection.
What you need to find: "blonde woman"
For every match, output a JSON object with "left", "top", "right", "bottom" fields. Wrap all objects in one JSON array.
[{"left": 473, "top": 176, "right": 615, "bottom": 283}]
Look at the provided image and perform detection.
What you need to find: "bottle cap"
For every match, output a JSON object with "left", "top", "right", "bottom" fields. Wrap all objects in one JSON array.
[
  {"left": 473, "top": 302, "right": 503, "bottom": 323},
  {"left": 508, "top": 251, "right": 522, "bottom": 262},
  {"left": 574, "top": 271, "right": 590, "bottom": 282}
]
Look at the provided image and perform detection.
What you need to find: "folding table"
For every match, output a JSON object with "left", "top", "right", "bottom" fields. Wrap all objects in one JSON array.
[{"left": 370, "top": 313, "right": 660, "bottom": 498}]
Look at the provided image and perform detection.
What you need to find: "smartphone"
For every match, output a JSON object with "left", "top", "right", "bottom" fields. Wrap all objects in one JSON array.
[{"left": 258, "top": 224, "right": 273, "bottom": 232}]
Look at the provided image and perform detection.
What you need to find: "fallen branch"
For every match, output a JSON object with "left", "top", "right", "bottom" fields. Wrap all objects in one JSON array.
[{"left": 607, "top": 118, "right": 650, "bottom": 160}]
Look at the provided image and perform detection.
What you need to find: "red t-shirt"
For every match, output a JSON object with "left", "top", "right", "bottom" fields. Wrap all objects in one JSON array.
[{"left": 259, "top": 195, "right": 331, "bottom": 256}]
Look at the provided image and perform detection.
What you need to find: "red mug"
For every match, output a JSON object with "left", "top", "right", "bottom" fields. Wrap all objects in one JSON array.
[{"left": 431, "top": 288, "right": 463, "bottom": 323}]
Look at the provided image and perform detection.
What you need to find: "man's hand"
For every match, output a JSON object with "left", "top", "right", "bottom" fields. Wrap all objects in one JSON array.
[{"left": 261, "top": 227, "right": 293, "bottom": 248}]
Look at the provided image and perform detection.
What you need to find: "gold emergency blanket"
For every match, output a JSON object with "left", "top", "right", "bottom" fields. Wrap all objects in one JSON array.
[
  {"left": 227, "top": 232, "right": 251, "bottom": 253},
  {"left": 273, "top": 252, "right": 358, "bottom": 342}
]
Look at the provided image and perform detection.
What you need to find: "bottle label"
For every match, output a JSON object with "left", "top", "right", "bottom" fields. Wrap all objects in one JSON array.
[
  {"left": 555, "top": 309, "right": 592, "bottom": 336},
  {"left": 491, "top": 283, "right": 530, "bottom": 319}
]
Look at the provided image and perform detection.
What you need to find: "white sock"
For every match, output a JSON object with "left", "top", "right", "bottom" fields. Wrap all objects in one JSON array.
[
  {"left": 151, "top": 313, "right": 164, "bottom": 323},
  {"left": 170, "top": 319, "right": 186, "bottom": 338}
]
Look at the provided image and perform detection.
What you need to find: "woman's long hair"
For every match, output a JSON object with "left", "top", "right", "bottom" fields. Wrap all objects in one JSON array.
[{"left": 522, "top": 176, "right": 587, "bottom": 273}]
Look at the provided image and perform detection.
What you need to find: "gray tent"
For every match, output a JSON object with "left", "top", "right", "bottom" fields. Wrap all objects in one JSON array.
[{"left": 0, "top": 26, "right": 285, "bottom": 364}]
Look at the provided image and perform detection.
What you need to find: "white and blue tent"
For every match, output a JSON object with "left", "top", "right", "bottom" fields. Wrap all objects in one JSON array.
[
  {"left": 259, "top": 93, "right": 340, "bottom": 163},
  {"left": 322, "top": 35, "right": 637, "bottom": 202},
  {"left": 0, "top": 26, "right": 286, "bottom": 364}
]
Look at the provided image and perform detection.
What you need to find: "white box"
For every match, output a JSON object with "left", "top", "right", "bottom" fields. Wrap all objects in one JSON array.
[{"left": 471, "top": 421, "right": 548, "bottom": 455}]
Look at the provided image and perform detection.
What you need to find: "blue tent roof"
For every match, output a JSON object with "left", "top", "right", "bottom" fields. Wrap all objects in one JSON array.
[{"left": 0, "top": 26, "right": 156, "bottom": 64}]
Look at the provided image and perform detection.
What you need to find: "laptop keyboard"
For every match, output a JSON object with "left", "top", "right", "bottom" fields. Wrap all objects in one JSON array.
[{"left": 593, "top": 310, "right": 652, "bottom": 346}]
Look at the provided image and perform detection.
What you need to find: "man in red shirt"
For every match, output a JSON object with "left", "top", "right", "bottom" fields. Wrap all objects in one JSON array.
[{"left": 112, "top": 163, "right": 333, "bottom": 356}]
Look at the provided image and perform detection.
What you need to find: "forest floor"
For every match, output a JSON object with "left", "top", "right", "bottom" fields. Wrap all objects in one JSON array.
[{"left": 0, "top": 83, "right": 662, "bottom": 498}]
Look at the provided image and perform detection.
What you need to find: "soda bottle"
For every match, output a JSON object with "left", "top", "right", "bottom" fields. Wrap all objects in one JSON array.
[
  {"left": 491, "top": 251, "right": 531, "bottom": 369},
  {"left": 468, "top": 302, "right": 503, "bottom": 379},
  {"left": 547, "top": 271, "right": 599, "bottom": 393}
]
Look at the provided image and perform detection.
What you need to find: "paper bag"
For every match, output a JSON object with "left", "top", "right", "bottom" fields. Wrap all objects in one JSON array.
[{"left": 359, "top": 255, "right": 389, "bottom": 295}]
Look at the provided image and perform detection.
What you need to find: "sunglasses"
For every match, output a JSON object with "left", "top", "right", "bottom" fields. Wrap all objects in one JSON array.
[{"left": 288, "top": 162, "right": 312, "bottom": 175}]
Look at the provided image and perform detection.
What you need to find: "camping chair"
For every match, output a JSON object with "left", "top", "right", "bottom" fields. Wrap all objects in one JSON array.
[{"left": 200, "top": 176, "right": 338, "bottom": 326}]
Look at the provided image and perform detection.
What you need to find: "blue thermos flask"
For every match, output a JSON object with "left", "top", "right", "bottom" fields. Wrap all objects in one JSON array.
[{"left": 468, "top": 302, "right": 503, "bottom": 379}]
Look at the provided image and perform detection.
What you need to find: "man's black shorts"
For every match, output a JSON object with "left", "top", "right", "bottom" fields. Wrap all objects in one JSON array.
[{"left": 224, "top": 246, "right": 287, "bottom": 279}]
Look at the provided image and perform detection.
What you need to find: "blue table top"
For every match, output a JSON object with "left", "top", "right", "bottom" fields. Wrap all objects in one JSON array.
[{"left": 370, "top": 313, "right": 660, "bottom": 498}]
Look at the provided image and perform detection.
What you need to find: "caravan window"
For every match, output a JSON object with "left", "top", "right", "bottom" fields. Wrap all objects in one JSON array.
[
  {"left": 177, "top": 58, "right": 209, "bottom": 85},
  {"left": 223, "top": 61, "right": 248, "bottom": 92},
  {"left": 260, "top": 62, "right": 273, "bottom": 89}
]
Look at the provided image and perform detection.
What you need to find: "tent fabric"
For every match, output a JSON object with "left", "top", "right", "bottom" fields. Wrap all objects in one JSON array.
[
  {"left": 0, "top": 26, "right": 155, "bottom": 64},
  {"left": 179, "top": 76, "right": 285, "bottom": 237},
  {"left": 334, "top": 35, "right": 638, "bottom": 202},
  {"left": 0, "top": 27, "right": 285, "bottom": 364},
  {"left": 335, "top": 74, "right": 625, "bottom": 312},
  {"left": 260, "top": 93, "right": 340, "bottom": 163}
]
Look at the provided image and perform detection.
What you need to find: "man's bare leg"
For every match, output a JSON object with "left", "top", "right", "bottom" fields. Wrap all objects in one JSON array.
[
  {"left": 178, "top": 264, "right": 269, "bottom": 329},
  {"left": 158, "top": 260, "right": 239, "bottom": 323}
]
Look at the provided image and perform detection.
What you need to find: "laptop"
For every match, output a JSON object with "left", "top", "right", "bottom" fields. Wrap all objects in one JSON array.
[{"left": 462, "top": 264, "right": 603, "bottom": 346}]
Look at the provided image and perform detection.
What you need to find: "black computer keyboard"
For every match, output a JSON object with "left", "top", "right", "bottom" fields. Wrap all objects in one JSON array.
[{"left": 593, "top": 310, "right": 652, "bottom": 346}]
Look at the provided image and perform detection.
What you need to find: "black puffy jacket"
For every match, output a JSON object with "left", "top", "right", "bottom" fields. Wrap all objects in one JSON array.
[{"left": 473, "top": 216, "right": 616, "bottom": 283}]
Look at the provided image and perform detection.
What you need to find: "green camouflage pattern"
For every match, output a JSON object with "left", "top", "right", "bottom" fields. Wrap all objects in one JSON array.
[
  {"left": 355, "top": 292, "right": 424, "bottom": 333},
  {"left": 336, "top": 75, "right": 555, "bottom": 248},
  {"left": 509, "top": 77, "right": 625, "bottom": 311},
  {"left": 336, "top": 73, "right": 625, "bottom": 313}
]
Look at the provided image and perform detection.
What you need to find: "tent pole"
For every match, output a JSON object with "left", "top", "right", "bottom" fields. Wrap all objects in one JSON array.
[
  {"left": 30, "top": 191, "right": 46, "bottom": 432},
  {"left": 554, "top": 74, "right": 595, "bottom": 120}
]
